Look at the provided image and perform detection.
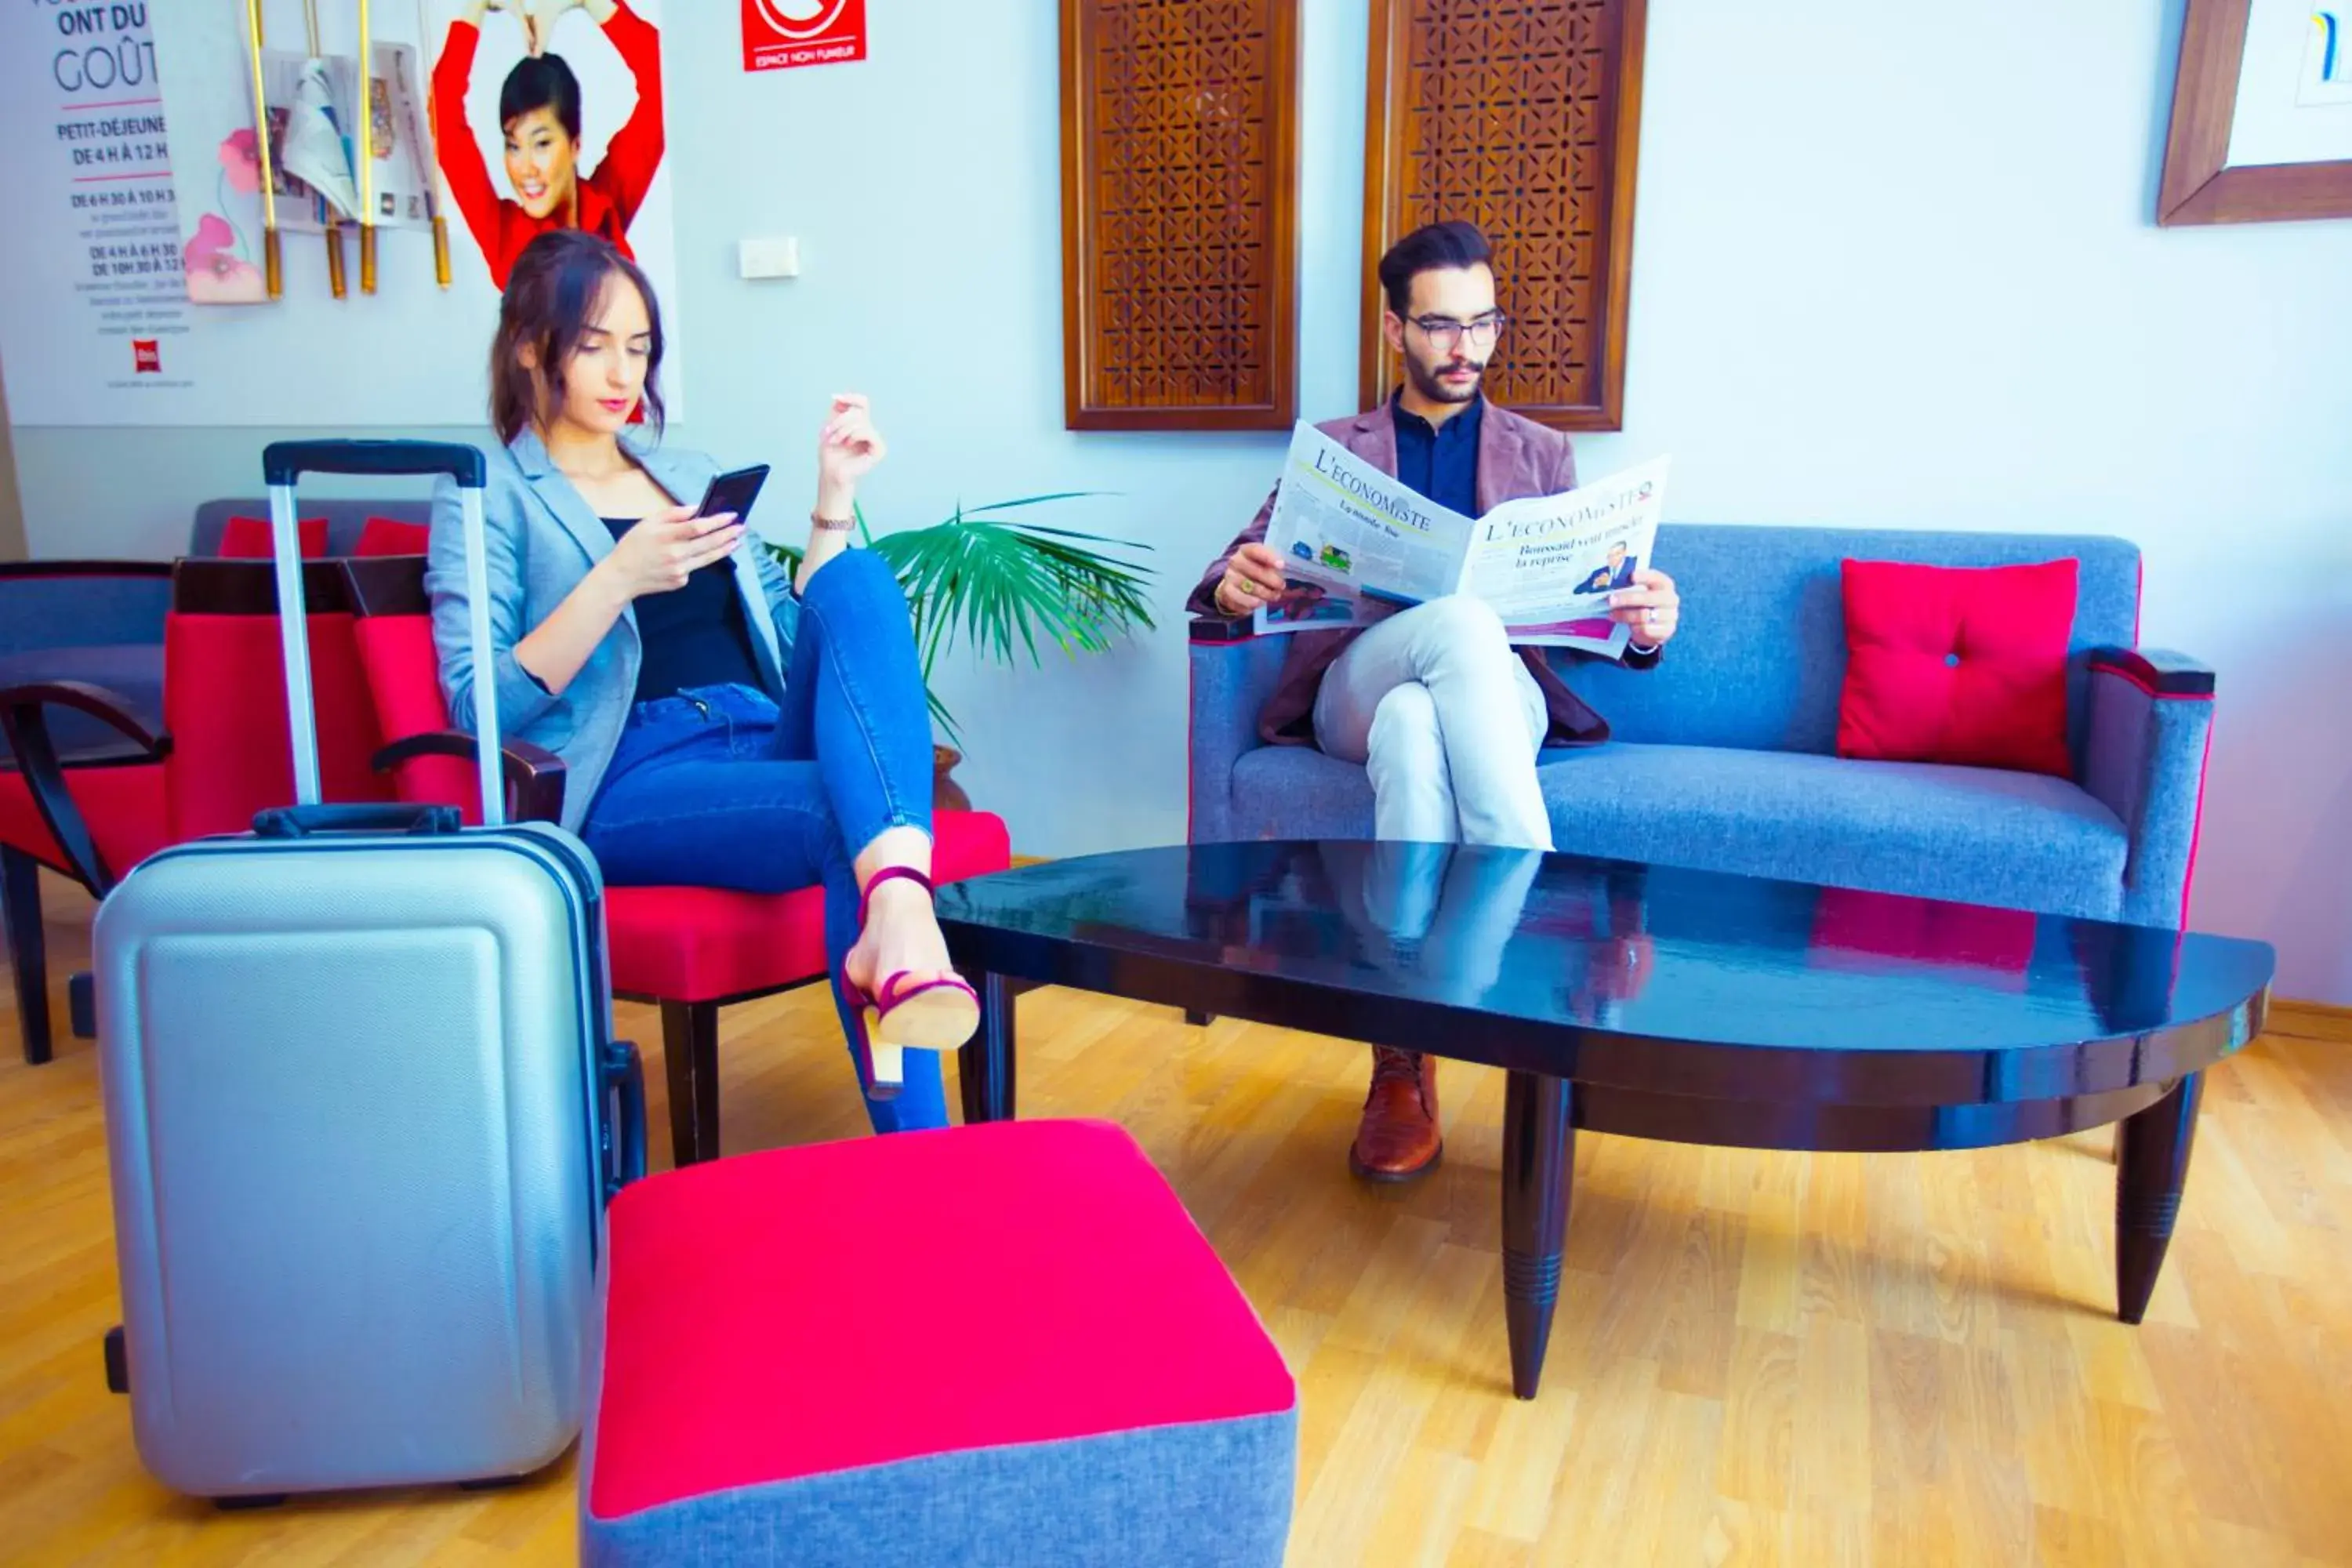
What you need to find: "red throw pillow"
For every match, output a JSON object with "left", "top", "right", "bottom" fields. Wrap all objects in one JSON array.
[
  {"left": 1836, "top": 557, "right": 2078, "bottom": 778},
  {"left": 220, "top": 515, "right": 328, "bottom": 558},
  {"left": 356, "top": 517, "right": 431, "bottom": 556}
]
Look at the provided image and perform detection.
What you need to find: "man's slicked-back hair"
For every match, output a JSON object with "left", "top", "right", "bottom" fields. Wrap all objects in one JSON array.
[{"left": 1377, "top": 220, "right": 1494, "bottom": 316}]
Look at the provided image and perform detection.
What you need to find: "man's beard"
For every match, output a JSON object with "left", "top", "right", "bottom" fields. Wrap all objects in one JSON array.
[{"left": 1403, "top": 349, "right": 1486, "bottom": 405}]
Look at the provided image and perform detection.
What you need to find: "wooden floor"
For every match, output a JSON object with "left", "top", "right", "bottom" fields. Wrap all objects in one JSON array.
[{"left": 5, "top": 871, "right": 2350, "bottom": 1566}]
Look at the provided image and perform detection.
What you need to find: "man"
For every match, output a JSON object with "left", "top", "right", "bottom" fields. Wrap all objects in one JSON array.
[
  {"left": 1188, "top": 220, "right": 1683, "bottom": 1183},
  {"left": 1578, "top": 541, "right": 1638, "bottom": 594}
]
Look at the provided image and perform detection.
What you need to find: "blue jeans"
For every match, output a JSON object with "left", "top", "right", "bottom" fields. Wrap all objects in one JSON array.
[{"left": 579, "top": 550, "right": 945, "bottom": 1134}]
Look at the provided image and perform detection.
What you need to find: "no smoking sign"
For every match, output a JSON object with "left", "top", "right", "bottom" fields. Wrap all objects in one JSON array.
[{"left": 743, "top": 0, "right": 867, "bottom": 72}]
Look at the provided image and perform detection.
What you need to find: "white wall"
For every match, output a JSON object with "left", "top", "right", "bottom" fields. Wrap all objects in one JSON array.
[
  {"left": 12, "top": 0, "right": 2352, "bottom": 1002},
  {"left": 0, "top": 356, "right": 23, "bottom": 561}
]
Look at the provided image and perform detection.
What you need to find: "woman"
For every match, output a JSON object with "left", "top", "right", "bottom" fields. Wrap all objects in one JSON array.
[
  {"left": 433, "top": 0, "right": 662, "bottom": 289},
  {"left": 424, "top": 229, "right": 975, "bottom": 1131}
]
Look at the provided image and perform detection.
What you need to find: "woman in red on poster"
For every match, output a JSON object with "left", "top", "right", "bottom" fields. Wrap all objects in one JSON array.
[{"left": 433, "top": 0, "right": 663, "bottom": 289}]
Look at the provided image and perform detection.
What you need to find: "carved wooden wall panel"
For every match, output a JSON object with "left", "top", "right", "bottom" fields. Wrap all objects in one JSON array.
[
  {"left": 1061, "top": 0, "right": 1301, "bottom": 430},
  {"left": 1361, "top": 0, "right": 1647, "bottom": 430}
]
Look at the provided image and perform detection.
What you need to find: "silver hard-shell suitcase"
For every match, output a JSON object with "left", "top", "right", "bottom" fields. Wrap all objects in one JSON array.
[{"left": 92, "top": 439, "right": 645, "bottom": 1504}]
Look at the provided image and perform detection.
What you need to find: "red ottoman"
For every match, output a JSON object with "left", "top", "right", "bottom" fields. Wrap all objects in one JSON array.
[{"left": 581, "top": 1120, "right": 1298, "bottom": 1566}]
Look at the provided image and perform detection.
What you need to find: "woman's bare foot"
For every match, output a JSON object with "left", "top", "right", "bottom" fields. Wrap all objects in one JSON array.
[{"left": 844, "top": 876, "right": 959, "bottom": 1003}]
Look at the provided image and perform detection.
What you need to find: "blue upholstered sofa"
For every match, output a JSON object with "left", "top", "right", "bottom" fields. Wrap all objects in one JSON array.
[{"left": 1189, "top": 527, "right": 2214, "bottom": 928}]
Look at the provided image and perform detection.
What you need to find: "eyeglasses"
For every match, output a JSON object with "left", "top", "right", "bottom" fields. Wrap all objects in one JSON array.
[{"left": 1407, "top": 313, "right": 1507, "bottom": 351}]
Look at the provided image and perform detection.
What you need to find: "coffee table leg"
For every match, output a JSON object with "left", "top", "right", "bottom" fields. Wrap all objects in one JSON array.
[
  {"left": 958, "top": 971, "right": 1019, "bottom": 1125},
  {"left": 2115, "top": 1072, "right": 2203, "bottom": 1324},
  {"left": 1501, "top": 1070, "right": 1574, "bottom": 1400}
]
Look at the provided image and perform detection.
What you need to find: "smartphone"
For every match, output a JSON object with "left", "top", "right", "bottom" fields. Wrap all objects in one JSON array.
[{"left": 693, "top": 463, "right": 770, "bottom": 528}]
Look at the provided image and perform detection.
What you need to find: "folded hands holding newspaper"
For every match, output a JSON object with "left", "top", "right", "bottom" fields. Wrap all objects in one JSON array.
[{"left": 1248, "top": 422, "right": 1671, "bottom": 659}]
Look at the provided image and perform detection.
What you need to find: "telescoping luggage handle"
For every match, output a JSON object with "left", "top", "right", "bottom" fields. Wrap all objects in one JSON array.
[{"left": 260, "top": 440, "right": 506, "bottom": 829}]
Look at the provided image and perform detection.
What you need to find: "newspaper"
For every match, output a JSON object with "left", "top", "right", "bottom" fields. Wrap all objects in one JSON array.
[
  {"left": 260, "top": 45, "right": 435, "bottom": 234},
  {"left": 1253, "top": 422, "right": 1668, "bottom": 657}
]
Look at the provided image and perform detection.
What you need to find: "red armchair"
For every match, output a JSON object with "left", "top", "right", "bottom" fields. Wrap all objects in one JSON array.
[
  {"left": 339, "top": 558, "right": 1014, "bottom": 1166},
  {"left": 0, "top": 559, "right": 400, "bottom": 1062},
  {"left": 1, "top": 558, "right": 172, "bottom": 1062}
]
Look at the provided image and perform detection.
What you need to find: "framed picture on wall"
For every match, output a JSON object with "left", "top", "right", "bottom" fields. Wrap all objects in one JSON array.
[
  {"left": 2158, "top": 0, "right": 2352, "bottom": 223},
  {"left": 1058, "top": 0, "right": 1302, "bottom": 431},
  {"left": 1359, "top": 0, "right": 1648, "bottom": 432}
]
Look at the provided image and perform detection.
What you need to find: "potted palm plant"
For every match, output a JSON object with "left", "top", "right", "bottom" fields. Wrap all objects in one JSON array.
[{"left": 767, "top": 492, "right": 1156, "bottom": 808}]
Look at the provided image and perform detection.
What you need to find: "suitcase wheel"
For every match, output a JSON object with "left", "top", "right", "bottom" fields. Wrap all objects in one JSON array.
[
  {"left": 102, "top": 1326, "right": 127, "bottom": 1395},
  {"left": 213, "top": 1494, "right": 288, "bottom": 1512},
  {"left": 69, "top": 972, "right": 96, "bottom": 1041}
]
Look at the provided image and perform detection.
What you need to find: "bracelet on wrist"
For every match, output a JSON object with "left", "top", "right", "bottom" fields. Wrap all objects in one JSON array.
[{"left": 811, "top": 510, "right": 856, "bottom": 533}]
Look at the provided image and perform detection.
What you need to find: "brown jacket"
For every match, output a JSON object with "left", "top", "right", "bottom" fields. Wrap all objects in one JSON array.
[{"left": 1189, "top": 400, "right": 1658, "bottom": 747}]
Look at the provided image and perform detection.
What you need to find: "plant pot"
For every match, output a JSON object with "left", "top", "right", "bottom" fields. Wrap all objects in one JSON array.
[{"left": 934, "top": 745, "right": 971, "bottom": 814}]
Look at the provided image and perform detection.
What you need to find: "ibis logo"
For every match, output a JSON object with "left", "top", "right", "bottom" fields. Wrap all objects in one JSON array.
[{"left": 132, "top": 339, "right": 160, "bottom": 374}]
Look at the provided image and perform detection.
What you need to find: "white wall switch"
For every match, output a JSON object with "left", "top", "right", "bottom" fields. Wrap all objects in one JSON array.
[{"left": 738, "top": 237, "right": 800, "bottom": 280}]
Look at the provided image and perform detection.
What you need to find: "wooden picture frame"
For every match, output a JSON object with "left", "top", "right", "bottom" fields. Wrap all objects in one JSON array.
[
  {"left": 1359, "top": 0, "right": 1648, "bottom": 432},
  {"left": 2158, "top": 0, "right": 2352, "bottom": 224},
  {"left": 1059, "top": 0, "right": 1302, "bottom": 431}
]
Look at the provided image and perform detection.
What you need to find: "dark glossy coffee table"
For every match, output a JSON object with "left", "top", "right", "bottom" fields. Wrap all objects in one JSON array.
[{"left": 937, "top": 841, "right": 2274, "bottom": 1399}]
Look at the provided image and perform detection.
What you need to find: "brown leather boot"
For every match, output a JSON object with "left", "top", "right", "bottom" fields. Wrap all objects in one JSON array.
[{"left": 1348, "top": 1047, "right": 1442, "bottom": 1181}]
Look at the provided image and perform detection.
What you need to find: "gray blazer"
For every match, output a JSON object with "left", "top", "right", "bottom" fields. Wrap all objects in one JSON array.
[{"left": 426, "top": 428, "right": 800, "bottom": 831}]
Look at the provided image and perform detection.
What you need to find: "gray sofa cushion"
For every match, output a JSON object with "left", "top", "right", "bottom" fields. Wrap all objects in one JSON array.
[
  {"left": 1226, "top": 741, "right": 2130, "bottom": 921},
  {"left": 1555, "top": 526, "right": 2143, "bottom": 764}
]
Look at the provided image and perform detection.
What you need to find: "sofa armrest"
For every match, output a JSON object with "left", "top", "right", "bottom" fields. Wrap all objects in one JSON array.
[
  {"left": 371, "top": 730, "right": 568, "bottom": 825},
  {"left": 1188, "top": 618, "right": 1287, "bottom": 844},
  {"left": 0, "top": 680, "right": 172, "bottom": 894},
  {"left": 1189, "top": 615, "right": 1256, "bottom": 646},
  {"left": 2081, "top": 648, "right": 2215, "bottom": 927},
  {"left": 2086, "top": 646, "right": 2215, "bottom": 698}
]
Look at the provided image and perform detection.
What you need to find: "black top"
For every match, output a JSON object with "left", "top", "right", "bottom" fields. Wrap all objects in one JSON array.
[
  {"left": 1391, "top": 390, "right": 1483, "bottom": 515},
  {"left": 604, "top": 517, "right": 767, "bottom": 705},
  {"left": 935, "top": 842, "right": 2275, "bottom": 1111}
]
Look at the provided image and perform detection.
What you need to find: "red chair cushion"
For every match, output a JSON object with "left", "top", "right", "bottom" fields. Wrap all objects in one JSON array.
[
  {"left": 606, "top": 811, "right": 1013, "bottom": 1000},
  {"left": 1836, "top": 557, "right": 2078, "bottom": 779},
  {"left": 349, "top": 608, "right": 1016, "bottom": 1000},
  {"left": 356, "top": 517, "right": 431, "bottom": 557},
  {"left": 219, "top": 516, "right": 328, "bottom": 559},
  {"left": 351, "top": 614, "right": 478, "bottom": 815},
  {"left": 0, "top": 762, "right": 171, "bottom": 882},
  {"left": 164, "top": 609, "right": 392, "bottom": 842},
  {"left": 590, "top": 1120, "right": 1295, "bottom": 1519}
]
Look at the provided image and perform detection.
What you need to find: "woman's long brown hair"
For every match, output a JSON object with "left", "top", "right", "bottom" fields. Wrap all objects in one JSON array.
[{"left": 488, "top": 229, "right": 667, "bottom": 445}]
